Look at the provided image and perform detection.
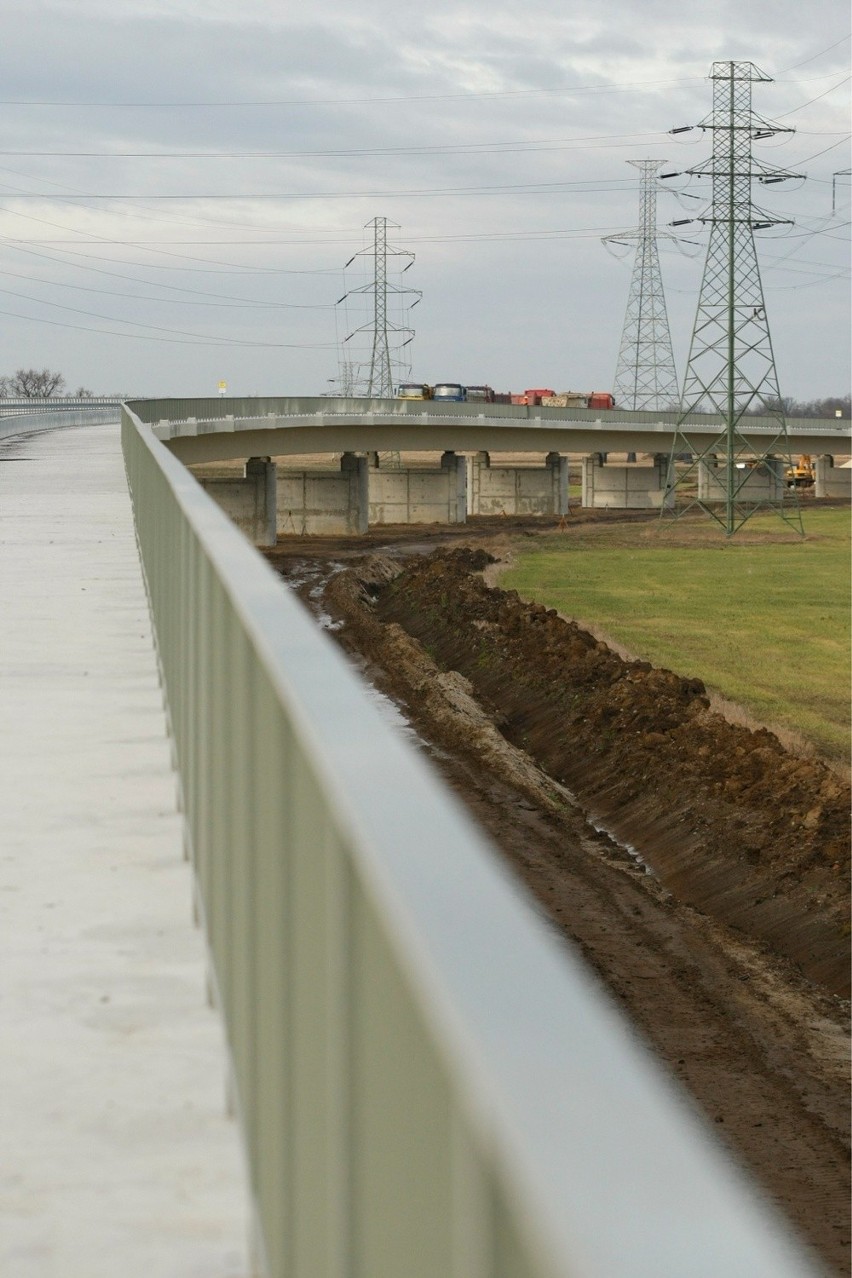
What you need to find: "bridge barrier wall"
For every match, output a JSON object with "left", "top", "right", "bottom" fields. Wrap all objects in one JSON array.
[
  {"left": 120, "top": 403, "right": 823, "bottom": 1278},
  {"left": 277, "top": 453, "right": 368, "bottom": 535},
  {"left": 581, "top": 455, "right": 672, "bottom": 509},
  {"left": 468, "top": 451, "right": 568, "bottom": 516},
  {"left": 200, "top": 457, "right": 277, "bottom": 546},
  {"left": 126, "top": 395, "right": 848, "bottom": 438},
  {"left": 368, "top": 451, "right": 466, "bottom": 524},
  {"left": 815, "top": 455, "right": 852, "bottom": 499}
]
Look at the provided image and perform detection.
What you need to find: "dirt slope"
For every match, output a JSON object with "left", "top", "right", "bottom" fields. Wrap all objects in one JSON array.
[{"left": 373, "top": 547, "right": 850, "bottom": 997}]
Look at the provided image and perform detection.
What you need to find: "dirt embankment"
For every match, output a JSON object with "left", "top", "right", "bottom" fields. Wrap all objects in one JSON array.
[
  {"left": 268, "top": 538, "right": 850, "bottom": 1275},
  {"left": 366, "top": 547, "right": 850, "bottom": 998}
]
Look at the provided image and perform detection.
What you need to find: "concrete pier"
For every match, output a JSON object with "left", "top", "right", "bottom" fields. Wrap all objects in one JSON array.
[
  {"left": 814, "top": 455, "right": 852, "bottom": 499},
  {"left": 697, "top": 456, "right": 785, "bottom": 503},
  {"left": 277, "top": 451, "right": 369, "bottom": 535},
  {"left": 467, "top": 450, "right": 568, "bottom": 516},
  {"left": 200, "top": 454, "right": 277, "bottom": 546},
  {"left": 0, "top": 422, "right": 249, "bottom": 1277},
  {"left": 369, "top": 449, "right": 467, "bottom": 524},
  {"left": 582, "top": 454, "right": 671, "bottom": 509}
]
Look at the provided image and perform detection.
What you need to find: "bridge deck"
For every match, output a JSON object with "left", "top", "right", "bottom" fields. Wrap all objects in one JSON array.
[{"left": 0, "top": 422, "right": 249, "bottom": 1276}]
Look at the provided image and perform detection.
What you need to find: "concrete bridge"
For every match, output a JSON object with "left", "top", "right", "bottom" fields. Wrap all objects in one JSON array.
[
  {"left": 139, "top": 394, "right": 850, "bottom": 461},
  {"left": 133, "top": 396, "right": 851, "bottom": 542},
  {"left": 1, "top": 403, "right": 833, "bottom": 1277}
]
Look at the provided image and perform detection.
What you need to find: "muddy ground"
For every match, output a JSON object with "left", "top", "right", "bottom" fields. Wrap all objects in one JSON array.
[{"left": 263, "top": 513, "right": 850, "bottom": 1275}]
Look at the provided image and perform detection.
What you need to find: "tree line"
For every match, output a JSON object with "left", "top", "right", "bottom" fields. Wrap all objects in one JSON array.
[
  {"left": 746, "top": 395, "right": 850, "bottom": 419},
  {"left": 0, "top": 368, "right": 94, "bottom": 398}
]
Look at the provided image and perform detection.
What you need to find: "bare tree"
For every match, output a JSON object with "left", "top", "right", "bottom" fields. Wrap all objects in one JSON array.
[
  {"left": 747, "top": 393, "right": 850, "bottom": 419},
  {"left": 8, "top": 368, "right": 66, "bottom": 397}
]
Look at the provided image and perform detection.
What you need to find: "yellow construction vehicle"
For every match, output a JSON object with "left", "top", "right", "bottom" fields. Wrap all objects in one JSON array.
[{"left": 785, "top": 455, "right": 815, "bottom": 488}]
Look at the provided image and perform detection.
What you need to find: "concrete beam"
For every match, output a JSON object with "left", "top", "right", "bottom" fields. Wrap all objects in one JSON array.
[{"left": 160, "top": 416, "right": 852, "bottom": 467}]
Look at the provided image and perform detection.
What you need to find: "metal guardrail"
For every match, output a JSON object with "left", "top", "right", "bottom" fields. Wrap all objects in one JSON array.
[
  {"left": 0, "top": 405, "right": 122, "bottom": 440},
  {"left": 0, "top": 394, "right": 128, "bottom": 405},
  {"left": 121, "top": 402, "right": 825, "bottom": 1278}
]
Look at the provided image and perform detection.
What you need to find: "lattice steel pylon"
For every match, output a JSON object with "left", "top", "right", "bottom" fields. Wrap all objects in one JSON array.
[
  {"left": 604, "top": 160, "right": 680, "bottom": 410},
  {"left": 661, "top": 61, "right": 804, "bottom": 536},
  {"left": 337, "top": 216, "right": 421, "bottom": 399}
]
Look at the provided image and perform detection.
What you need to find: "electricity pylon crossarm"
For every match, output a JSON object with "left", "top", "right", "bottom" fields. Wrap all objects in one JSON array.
[{"left": 661, "top": 61, "right": 804, "bottom": 536}]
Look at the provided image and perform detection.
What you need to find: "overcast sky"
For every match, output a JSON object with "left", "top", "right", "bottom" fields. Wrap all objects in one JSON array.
[{"left": 0, "top": 0, "right": 848, "bottom": 401}]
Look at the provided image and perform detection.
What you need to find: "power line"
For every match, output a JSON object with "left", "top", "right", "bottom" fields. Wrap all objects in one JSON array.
[
  {"left": 0, "top": 75, "right": 709, "bottom": 109},
  {"left": 776, "top": 73, "right": 852, "bottom": 118},
  {"left": 0, "top": 265, "right": 334, "bottom": 309},
  {"left": 0, "top": 236, "right": 353, "bottom": 274},
  {"left": 0, "top": 209, "right": 349, "bottom": 271},
  {"left": 0, "top": 284, "right": 328, "bottom": 344},
  {"left": 0, "top": 130, "right": 668, "bottom": 159},
  {"left": 0, "top": 64, "right": 845, "bottom": 112},
  {"left": 0, "top": 225, "right": 631, "bottom": 248},
  {"left": 0, "top": 306, "right": 336, "bottom": 347},
  {"left": 776, "top": 33, "right": 851, "bottom": 75},
  {"left": 0, "top": 179, "right": 643, "bottom": 200}
]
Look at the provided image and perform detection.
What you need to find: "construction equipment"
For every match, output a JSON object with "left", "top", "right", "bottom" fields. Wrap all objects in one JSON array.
[{"left": 785, "top": 455, "right": 814, "bottom": 488}]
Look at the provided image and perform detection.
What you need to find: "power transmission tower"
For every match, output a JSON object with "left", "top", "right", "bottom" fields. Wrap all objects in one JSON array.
[
  {"left": 337, "top": 216, "right": 421, "bottom": 398},
  {"left": 661, "top": 61, "right": 804, "bottom": 536},
  {"left": 604, "top": 160, "right": 679, "bottom": 410}
]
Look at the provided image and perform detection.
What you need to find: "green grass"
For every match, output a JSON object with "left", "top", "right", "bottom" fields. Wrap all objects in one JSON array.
[{"left": 500, "top": 508, "right": 851, "bottom": 759}]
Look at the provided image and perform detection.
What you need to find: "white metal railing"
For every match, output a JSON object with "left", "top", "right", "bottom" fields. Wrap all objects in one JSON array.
[
  {"left": 0, "top": 395, "right": 127, "bottom": 413},
  {"left": 121, "top": 403, "right": 825, "bottom": 1278},
  {"left": 0, "top": 405, "right": 121, "bottom": 439}
]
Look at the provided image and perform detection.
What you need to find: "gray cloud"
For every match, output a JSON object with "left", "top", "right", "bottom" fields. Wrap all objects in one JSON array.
[{"left": 0, "top": 0, "right": 846, "bottom": 398}]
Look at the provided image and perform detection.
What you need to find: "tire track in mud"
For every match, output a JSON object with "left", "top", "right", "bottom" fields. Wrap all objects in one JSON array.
[{"left": 271, "top": 544, "right": 850, "bottom": 1276}]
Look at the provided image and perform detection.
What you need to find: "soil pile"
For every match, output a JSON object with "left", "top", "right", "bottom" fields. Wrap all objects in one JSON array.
[{"left": 360, "top": 547, "right": 849, "bottom": 997}]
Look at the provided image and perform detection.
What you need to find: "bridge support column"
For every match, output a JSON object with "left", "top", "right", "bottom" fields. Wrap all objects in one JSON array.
[
  {"left": 545, "top": 452, "right": 570, "bottom": 516},
  {"left": 368, "top": 452, "right": 466, "bottom": 525},
  {"left": 277, "top": 453, "right": 367, "bottom": 535},
  {"left": 814, "top": 455, "right": 851, "bottom": 498},
  {"left": 340, "top": 452, "right": 369, "bottom": 533},
  {"left": 441, "top": 450, "right": 467, "bottom": 523},
  {"left": 697, "top": 457, "right": 784, "bottom": 503},
  {"left": 467, "top": 452, "right": 567, "bottom": 516},
  {"left": 200, "top": 456, "right": 277, "bottom": 546},
  {"left": 581, "top": 454, "right": 671, "bottom": 509}
]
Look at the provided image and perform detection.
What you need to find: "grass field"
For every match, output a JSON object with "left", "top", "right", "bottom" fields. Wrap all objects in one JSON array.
[{"left": 500, "top": 507, "right": 851, "bottom": 760}]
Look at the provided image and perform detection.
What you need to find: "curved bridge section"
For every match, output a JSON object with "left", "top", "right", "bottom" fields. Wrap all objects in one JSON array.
[{"left": 130, "top": 395, "right": 851, "bottom": 465}]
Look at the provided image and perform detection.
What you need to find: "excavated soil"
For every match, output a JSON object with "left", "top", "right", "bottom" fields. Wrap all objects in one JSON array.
[{"left": 265, "top": 522, "right": 850, "bottom": 1274}]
